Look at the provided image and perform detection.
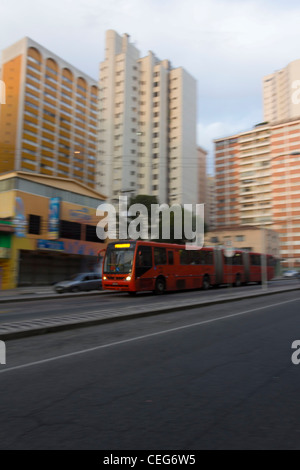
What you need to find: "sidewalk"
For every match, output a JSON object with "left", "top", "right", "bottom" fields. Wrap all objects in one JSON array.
[
  {"left": 1, "top": 286, "right": 56, "bottom": 296},
  {"left": 0, "top": 285, "right": 109, "bottom": 303}
]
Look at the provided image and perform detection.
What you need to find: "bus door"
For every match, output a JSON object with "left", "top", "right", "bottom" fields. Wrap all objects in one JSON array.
[
  {"left": 153, "top": 246, "right": 169, "bottom": 287},
  {"left": 166, "top": 249, "right": 175, "bottom": 289},
  {"left": 135, "top": 245, "right": 154, "bottom": 291}
]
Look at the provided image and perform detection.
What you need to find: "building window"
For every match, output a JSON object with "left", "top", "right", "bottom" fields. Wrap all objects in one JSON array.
[
  {"left": 28, "top": 214, "right": 41, "bottom": 235},
  {"left": 85, "top": 225, "right": 99, "bottom": 243},
  {"left": 59, "top": 220, "right": 81, "bottom": 240}
]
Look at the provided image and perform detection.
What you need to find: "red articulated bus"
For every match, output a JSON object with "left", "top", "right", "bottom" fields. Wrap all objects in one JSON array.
[{"left": 102, "top": 240, "right": 276, "bottom": 295}]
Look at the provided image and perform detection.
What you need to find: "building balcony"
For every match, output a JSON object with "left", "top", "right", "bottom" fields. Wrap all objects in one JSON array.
[
  {"left": 239, "top": 157, "right": 271, "bottom": 166},
  {"left": 239, "top": 185, "right": 272, "bottom": 194},
  {"left": 239, "top": 132, "right": 270, "bottom": 144},
  {"left": 240, "top": 203, "right": 272, "bottom": 211},
  {"left": 239, "top": 147, "right": 270, "bottom": 158},
  {"left": 239, "top": 140, "right": 270, "bottom": 151}
]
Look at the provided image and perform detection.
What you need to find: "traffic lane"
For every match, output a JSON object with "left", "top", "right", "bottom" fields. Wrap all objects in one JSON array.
[
  {"left": 0, "top": 279, "right": 298, "bottom": 324},
  {"left": 1, "top": 294, "right": 300, "bottom": 449},
  {"left": 3, "top": 289, "right": 300, "bottom": 368}
]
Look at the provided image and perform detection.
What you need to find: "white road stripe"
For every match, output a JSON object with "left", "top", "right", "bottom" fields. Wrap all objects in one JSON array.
[{"left": 0, "top": 296, "right": 299, "bottom": 375}]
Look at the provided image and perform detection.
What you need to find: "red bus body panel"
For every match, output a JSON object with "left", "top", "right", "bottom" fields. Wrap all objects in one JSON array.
[{"left": 102, "top": 241, "right": 276, "bottom": 293}]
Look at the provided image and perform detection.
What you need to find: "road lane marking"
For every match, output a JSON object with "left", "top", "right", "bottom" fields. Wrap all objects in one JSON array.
[{"left": 1, "top": 296, "right": 300, "bottom": 375}]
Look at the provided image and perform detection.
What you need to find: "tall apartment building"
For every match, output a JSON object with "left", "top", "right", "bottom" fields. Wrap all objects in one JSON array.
[
  {"left": 198, "top": 146, "right": 207, "bottom": 204},
  {"left": 214, "top": 135, "right": 240, "bottom": 227},
  {"left": 0, "top": 37, "right": 98, "bottom": 188},
  {"left": 214, "top": 120, "right": 300, "bottom": 266},
  {"left": 98, "top": 30, "right": 198, "bottom": 205},
  {"left": 197, "top": 146, "right": 208, "bottom": 223},
  {"left": 206, "top": 176, "right": 217, "bottom": 230},
  {"left": 263, "top": 59, "right": 300, "bottom": 123},
  {"left": 271, "top": 119, "right": 300, "bottom": 265}
]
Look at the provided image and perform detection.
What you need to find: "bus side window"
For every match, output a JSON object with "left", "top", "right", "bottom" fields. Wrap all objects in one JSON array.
[
  {"left": 189, "top": 251, "right": 200, "bottom": 265},
  {"left": 137, "top": 246, "right": 153, "bottom": 267},
  {"left": 154, "top": 247, "right": 167, "bottom": 265},
  {"left": 168, "top": 251, "right": 174, "bottom": 265},
  {"left": 205, "top": 251, "right": 213, "bottom": 265},
  {"left": 180, "top": 250, "right": 189, "bottom": 265},
  {"left": 233, "top": 253, "right": 243, "bottom": 266},
  {"left": 250, "top": 254, "right": 261, "bottom": 266}
]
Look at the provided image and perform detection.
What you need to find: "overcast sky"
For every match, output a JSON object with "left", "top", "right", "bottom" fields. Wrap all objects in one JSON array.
[{"left": 2, "top": 0, "right": 300, "bottom": 173}]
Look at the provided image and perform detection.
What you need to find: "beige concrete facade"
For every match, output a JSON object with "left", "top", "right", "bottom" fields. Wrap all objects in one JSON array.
[
  {"left": 98, "top": 30, "right": 198, "bottom": 206},
  {"left": 205, "top": 226, "right": 280, "bottom": 258},
  {"left": 263, "top": 59, "right": 300, "bottom": 123}
]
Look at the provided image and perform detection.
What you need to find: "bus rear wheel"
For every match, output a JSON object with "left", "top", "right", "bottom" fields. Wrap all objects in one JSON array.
[
  {"left": 154, "top": 277, "right": 166, "bottom": 295},
  {"left": 128, "top": 291, "right": 136, "bottom": 296}
]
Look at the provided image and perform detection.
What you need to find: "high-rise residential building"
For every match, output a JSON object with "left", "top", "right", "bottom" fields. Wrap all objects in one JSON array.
[
  {"left": 0, "top": 37, "right": 98, "bottom": 188},
  {"left": 198, "top": 146, "right": 207, "bottom": 204},
  {"left": 98, "top": 30, "right": 198, "bottom": 205},
  {"left": 214, "top": 134, "right": 240, "bottom": 228},
  {"left": 214, "top": 119, "right": 300, "bottom": 267},
  {"left": 197, "top": 146, "right": 208, "bottom": 224},
  {"left": 206, "top": 176, "right": 217, "bottom": 230},
  {"left": 263, "top": 59, "right": 300, "bottom": 123}
]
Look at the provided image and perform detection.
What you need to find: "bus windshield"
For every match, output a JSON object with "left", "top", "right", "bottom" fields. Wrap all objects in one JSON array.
[{"left": 104, "top": 247, "right": 135, "bottom": 274}]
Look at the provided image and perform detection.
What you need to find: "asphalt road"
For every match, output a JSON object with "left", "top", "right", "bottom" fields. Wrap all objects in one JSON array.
[
  {"left": 0, "top": 279, "right": 298, "bottom": 324},
  {"left": 1, "top": 290, "right": 300, "bottom": 449}
]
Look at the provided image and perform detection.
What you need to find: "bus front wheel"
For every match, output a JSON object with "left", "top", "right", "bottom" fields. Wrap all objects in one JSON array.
[{"left": 154, "top": 277, "right": 166, "bottom": 295}]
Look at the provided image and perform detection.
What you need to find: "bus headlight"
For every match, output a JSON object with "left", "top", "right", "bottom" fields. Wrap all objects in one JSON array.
[
  {"left": 126, "top": 276, "right": 131, "bottom": 281},
  {"left": 103, "top": 276, "right": 107, "bottom": 280}
]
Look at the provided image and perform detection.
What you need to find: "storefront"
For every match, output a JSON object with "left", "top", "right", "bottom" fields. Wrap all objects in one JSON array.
[
  {"left": 0, "top": 172, "right": 107, "bottom": 289},
  {"left": 18, "top": 240, "right": 101, "bottom": 286},
  {"left": 0, "top": 220, "right": 13, "bottom": 290}
]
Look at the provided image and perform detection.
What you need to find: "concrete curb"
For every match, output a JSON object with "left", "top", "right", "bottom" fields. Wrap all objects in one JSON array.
[
  {"left": 0, "top": 290, "right": 112, "bottom": 304},
  {"left": 0, "top": 285, "right": 299, "bottom": 341}
]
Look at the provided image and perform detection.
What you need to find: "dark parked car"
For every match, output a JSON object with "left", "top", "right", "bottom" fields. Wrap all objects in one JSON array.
[{"left": 54, "top": 273, "right": 102, "bottom": 294}]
